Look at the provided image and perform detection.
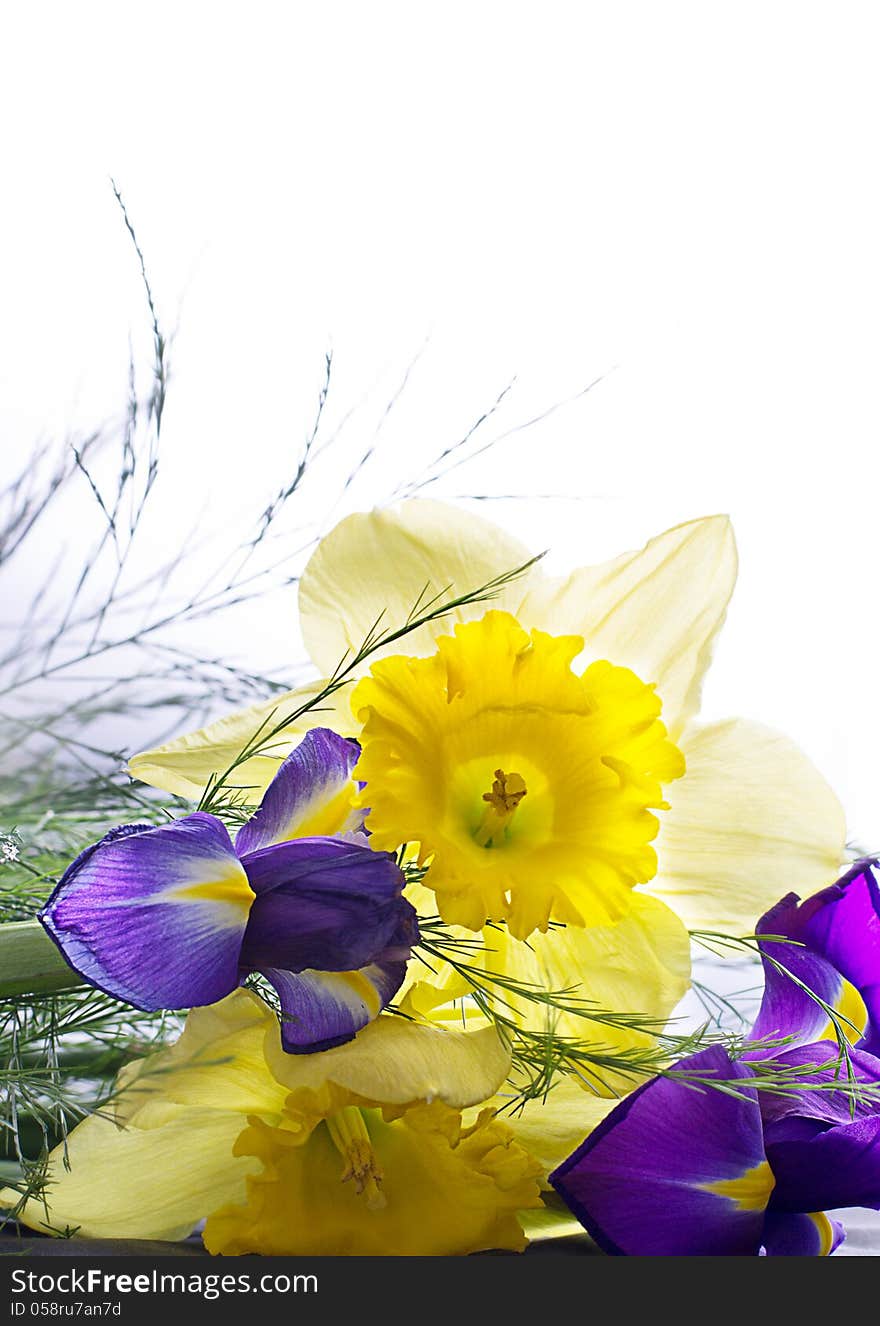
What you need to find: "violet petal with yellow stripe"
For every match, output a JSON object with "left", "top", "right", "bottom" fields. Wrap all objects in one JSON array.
[
  {"left": 550, "top": 1046, "right": 772, "bottom": 1255},
  {"left": 234, "top": 729, "right": 363, "bottom": 855},
  {"left": 261, "top": 960, "right": 409, "bottom": 1053},
  {"left": 750, "top": 860, "right": 880, "bottom": 1056},
  {"left": 39, "top": 729, "right": 418, "bottom": 1052},
  {"left": 40, "top": 815, "right": 253, "bottom": 1011}
]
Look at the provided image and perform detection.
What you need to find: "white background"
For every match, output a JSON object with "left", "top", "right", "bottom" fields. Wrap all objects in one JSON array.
[{"left": 2, "top": 2, "right": 879, "bottom": 846}]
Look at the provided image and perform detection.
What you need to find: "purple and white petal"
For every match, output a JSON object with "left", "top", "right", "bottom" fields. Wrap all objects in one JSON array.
[
  {"left": 762, "top": 1211, "right": 845, "bottom": 1256},
  {"left": 767, "top": 1114, "right": 880, "bottom": 1213},
  {"left": 235, "top": 729, "right": 362, "bottom": 855},
  {"left": 40, "top": 815, "right": 253, "bottom": 1011},
  {"left": 550, "top": 1047, "right": 772, "bottom": 1256},
  {"left": 239, "top": 836, "right": 416, "bottom": 974},
  {"left": 260, "top": 959, "right": 407, "bottom": 1053}
]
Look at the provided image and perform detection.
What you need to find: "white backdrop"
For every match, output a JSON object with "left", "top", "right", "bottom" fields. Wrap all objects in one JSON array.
[{"left": 2, "top": 1, "right": 879, "bottom": 846}]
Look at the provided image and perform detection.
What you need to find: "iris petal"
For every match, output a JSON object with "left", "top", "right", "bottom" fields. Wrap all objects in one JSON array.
[
  {"left": 751, "top": 862, "right": 880, "bottom": 1056},
  {"left": 239, "top": 836, "right": 416, "bottom": 973},
  {"left": 235, "top": 728, "right": 362, "bottom": 855},
  {"left": 40, "top": 815, "right": 252, "bottom": 1010},
  {"left": 550, "top": 1046, "right": 771, "bottom": 1255},
  {"left": 261, "top": 960, "right": 408, "bottom": 1053},
  {"left": 768, "top": 1113, "right": 880, "bottom": 1214},
  {"left": 750, "top": 895, "right": 848, "bottom": 1054},
  {"left": 762, "top": 1211, "right": 845, "bottom": 1256},
  {"left": 756, "top": 1041, "right": 880, "bottom": 1130},
  {"left": 767, "top": 1114, "right": 880, "bottom": 1214}
]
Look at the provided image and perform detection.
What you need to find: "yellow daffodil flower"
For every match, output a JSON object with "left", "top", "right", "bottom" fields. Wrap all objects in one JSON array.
[
  {"left": 1, "top": 990, "right": 545, "bottom": 1256},
  {"left": 352, "top": 611, "right": 686, "bottom": 937}
]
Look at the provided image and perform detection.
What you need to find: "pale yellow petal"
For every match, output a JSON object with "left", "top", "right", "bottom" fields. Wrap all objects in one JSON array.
[
  {"left": 118, "top": 991, "right": 290, "bottom": 1123},
  {"left": 263, "top": 1013, "right": 511, "bottom": 1110},
  {"left": 648, "top": 718, "right": 848, "bottom": 932},
  {"left": 519, "top": 1198, "right": 595, "bottom": 1244},
  {"left": 404, "top": 894, "right": 690, "bottom": 1098},
  {"left": 495, "top": 1081, "right": 617, "bottom": 1186},
  {"left": 482, "top": 894, "right": 690, "bottom": 1095},
  {"left": 522, "top": 515, "right": 738, "bottom": 735},
  {"left": 128, "top": 681, "right": 354, "bottom": 801},
  {"left": 1, "top": 993, "right": 294, "bottom": 1241},
  {"left": 298, "top": 500, "right": 535, "bottom": 675},
  {"left": 2, "top": 1103, "right": 257, "bottom": 1242}
]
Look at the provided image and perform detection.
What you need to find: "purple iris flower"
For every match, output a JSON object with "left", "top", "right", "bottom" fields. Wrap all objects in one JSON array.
[
  {"left": 39, "top": 729, "right": 419, "bottom": 1055},
  {"left": 550, "top": 860, "right": 880, "bottom": 1255}
]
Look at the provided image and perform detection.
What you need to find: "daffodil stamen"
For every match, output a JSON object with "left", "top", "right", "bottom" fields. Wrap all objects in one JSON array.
[
  {"left": 325, "top": 1107, "right": 387, "bottom": 1210},
  {"left": 474, "top": 769, "right": 528, "bottom": 847}
]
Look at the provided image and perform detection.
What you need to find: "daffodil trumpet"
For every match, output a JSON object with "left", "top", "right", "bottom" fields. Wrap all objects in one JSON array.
[
  {"left": 550, "top": 861, "right": 880, "bottom": 1255},
  {"left": 353, "top": 611, "right": 686, "bottom": 938},
  {"left": 39, "top": 729, "right": 418, "bottom": 1053}
]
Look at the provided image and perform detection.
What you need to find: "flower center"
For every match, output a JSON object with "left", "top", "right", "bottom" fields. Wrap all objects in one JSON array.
[
  {"left": 474, "top": 768, "right": 528, "bottom": 848},
  {"left": 352, "top": 610, "right": 686, "bottom": 938},
  {"left": 325, "top": 1107, "right": 387, "bottom": 1210}
]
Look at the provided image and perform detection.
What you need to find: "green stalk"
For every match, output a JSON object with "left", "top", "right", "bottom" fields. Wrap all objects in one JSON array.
[{"left": 0, "top": 921, "right": 84, "bottom": 997}]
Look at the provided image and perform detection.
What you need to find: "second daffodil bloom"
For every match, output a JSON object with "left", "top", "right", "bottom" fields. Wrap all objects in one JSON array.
[
  {"left": 2, "top": 990, "right": 542, "bottom": 1256},
  {"left": 129, "top": 502, "right": 847, "bottom": 1051}
]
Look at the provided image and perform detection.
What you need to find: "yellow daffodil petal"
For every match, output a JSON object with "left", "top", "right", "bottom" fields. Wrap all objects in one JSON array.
[
  {"left": 128, "top": 682, "right": 354, "bottom": 800},
  {"left": 3, "top": 1102, "right": 261, "bottom": 1242},
  {"left": 2, "top": 993, "right": 291, "bottom": 1242},
  {"left": 298, "top": 500, "right": 535, "bottom": 675},
  {"left": 262, "top": 1013, "right": 512, "bottom": 1110},
  {"left": 648, "top": 718, "right": 847, "bottom": 932},
  {"left": 522, "top": 515, "right": 738, "bottom": 736},
  {"left": 204, "top": 1101, "right": 541, "bottom": 1256},
  {"left": 490, "top": 1079, "right": 618, "bottom": 1182},
  {"left": 518, "top": 1197, "right": 595, "bottom": 1244},
  {"left": 409, "top": 893, "right": 690, "bottom": 1097},
  {"left": 118, "top": 991, "right": 290, "bottom": 1123}
]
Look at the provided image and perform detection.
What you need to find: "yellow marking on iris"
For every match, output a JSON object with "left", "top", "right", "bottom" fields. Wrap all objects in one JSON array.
[
  {"left": 288, "top": 785, "right": 357, "bottom": 841},
  {"left": 806, "top": 1211, "right": 836, "bottom": 1256},
  {"left": 325, "top": 1107, "right": 387, "bottom": 1210},
  {"left": 336, "top": 969, "right": 382, "bottom": 1019},
  {"left": 703, "top": 1160, "right": 775, "bottom": 1211},
  {"left": 821, "top": 980, "right": 868, "bottom": 1046},
  {"left": 172, "top": 864, "right": 254, "bottom": 912}
]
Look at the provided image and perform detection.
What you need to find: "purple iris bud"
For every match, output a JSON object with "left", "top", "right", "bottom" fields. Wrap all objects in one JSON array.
[
  {"left": 39, "top": 729, "right": 418, "bottom": 1055},
  {"left": 550, "top": 861, "right": 880, "bottom": 1255}
]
